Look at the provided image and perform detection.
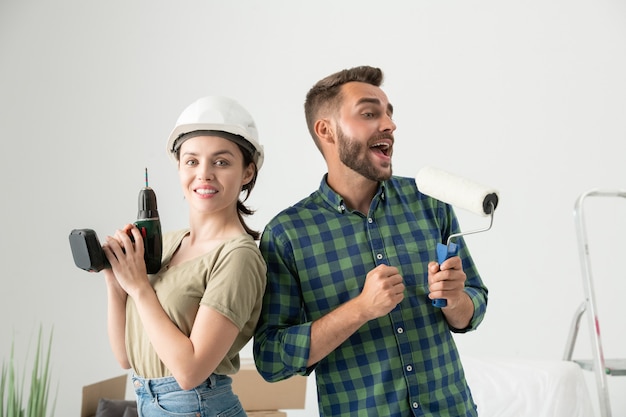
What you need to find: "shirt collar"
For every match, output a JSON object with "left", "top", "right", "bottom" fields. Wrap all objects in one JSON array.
[{"left": 318, "top": 174, "right": 387, "bottom": 214}]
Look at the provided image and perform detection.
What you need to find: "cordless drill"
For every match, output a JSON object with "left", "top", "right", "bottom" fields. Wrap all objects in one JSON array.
[{"left": 69, "top": 169, "right": 163, "bottom": 274}]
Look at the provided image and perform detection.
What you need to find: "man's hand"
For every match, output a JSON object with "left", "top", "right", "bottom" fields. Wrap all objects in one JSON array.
[
  {"left": 357, "top": 264, "right": 405, "bottom": 320},
  {"left": 308, "top": 264, "right": 404, "bottom": 366},
  {"left": 428, "top": 256, "right": 466, "bottom": 307},
  {"left": 428, "top": 257, "right": 474, "bottom": 329}
]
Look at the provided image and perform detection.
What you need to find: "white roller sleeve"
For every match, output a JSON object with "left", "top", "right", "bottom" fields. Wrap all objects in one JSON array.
[{"left": 415, "top": 166, "right": 499, "bottom": 217}]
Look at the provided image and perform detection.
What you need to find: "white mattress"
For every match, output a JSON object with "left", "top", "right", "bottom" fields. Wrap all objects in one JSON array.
[{"left": 462, "top": 356, "right": 594, "bottom": 417}]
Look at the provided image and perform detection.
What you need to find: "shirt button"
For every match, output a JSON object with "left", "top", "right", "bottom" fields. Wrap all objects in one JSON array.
[
  {"left": 397, "top": 327, "right": 404, "bottom": 334},
  {"left": 368, "top": 217, "right": 373, "bottom": 223},
  {"left": 406, "top": 365, "right": 413, "bottom": 372},
  {"left": 376, "top": 254, "right": 383, "bottom": 260},
  {"left": 412, "top": 402, "right": 419, "bottom": 409}
]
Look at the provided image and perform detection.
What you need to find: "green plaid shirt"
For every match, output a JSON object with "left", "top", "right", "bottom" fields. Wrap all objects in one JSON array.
[{"left": 254, "top": 175, "right": 488, "bottom": 417}]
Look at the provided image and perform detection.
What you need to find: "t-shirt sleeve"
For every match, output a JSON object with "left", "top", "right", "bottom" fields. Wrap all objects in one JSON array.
[{"left": 199, "top": 243, "right": 266, "bottom": 330}]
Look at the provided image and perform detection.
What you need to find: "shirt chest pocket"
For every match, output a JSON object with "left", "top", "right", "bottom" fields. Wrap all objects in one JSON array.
[{"left": 391, "top": 239, "right": 434, "bottom": 290}]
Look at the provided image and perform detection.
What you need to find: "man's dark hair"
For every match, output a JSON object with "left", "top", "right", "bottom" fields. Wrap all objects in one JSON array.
[{"left": 304, "top": 66, "right": 384, "bottom": 151}]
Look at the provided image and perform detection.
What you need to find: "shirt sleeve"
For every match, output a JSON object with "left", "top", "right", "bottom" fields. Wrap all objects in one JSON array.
[
  {"left": 456, "top": 283, "right": 488, "bottom": 333},
  {"left": 443, "top": 205, "right": 489, "bottom": 333},
  {"left": 200, "top": 243, "right": 266, "bottom": 331},
  {"left": 450, "top": 224, "right": 488, "bottom": 333},
  {"left": 253, "top": 223, "right": 314, "bottom": 382}
]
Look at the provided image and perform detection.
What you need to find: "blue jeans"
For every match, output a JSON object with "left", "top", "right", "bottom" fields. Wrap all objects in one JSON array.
[{"left": 132, "top": 373, "right": 246, "bottom": 417}]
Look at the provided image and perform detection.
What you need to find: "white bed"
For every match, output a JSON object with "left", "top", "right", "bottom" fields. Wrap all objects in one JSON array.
[{"left": 462, "top": 356, "right": 594, "bottom": 417}]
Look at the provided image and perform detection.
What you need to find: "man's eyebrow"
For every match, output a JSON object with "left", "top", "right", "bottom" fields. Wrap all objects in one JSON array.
[
  {"left": 356, "top": 97, "right": 394, "bottom": 115},
  {"left": 356, "top": 97, "right": 380, "bottom": 107}
]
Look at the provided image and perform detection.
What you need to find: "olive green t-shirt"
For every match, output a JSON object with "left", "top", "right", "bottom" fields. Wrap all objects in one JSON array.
[{"left": 125, "top": 229, "right": 267, "bottom": 378}]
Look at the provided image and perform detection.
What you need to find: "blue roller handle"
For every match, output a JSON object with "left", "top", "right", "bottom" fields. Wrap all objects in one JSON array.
[{"left": 433, "top": 242, "right": 459, "bottom": 308}]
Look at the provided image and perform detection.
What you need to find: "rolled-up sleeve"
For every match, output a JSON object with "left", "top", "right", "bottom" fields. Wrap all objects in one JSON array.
[{"left": 449, "top": 235, "right": 489, "bottom": 333}]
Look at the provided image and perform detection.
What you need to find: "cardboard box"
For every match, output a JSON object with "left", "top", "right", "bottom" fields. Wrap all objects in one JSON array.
[
  {"left": 81, "top": 374, "right": 127, "bottom": 417},
  {"left": 231, "top": 359, "right": 307, "bottom": 411},
  {"left": 82, "top": 360, "right": 306, "bottom": 416}
]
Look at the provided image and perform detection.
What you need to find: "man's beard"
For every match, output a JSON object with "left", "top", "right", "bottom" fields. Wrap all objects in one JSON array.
[{"left": 336, "top": 126, "right": 392, "bottom": 182}]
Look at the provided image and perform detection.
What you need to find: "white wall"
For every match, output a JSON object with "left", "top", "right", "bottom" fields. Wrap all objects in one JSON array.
[{"left": 1, "top": 1, "right": 625, "bottom": 416}]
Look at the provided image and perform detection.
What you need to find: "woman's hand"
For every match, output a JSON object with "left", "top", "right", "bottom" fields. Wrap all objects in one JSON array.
[{"left": 102, "top": 224, "right": 150, "bottom": 298}]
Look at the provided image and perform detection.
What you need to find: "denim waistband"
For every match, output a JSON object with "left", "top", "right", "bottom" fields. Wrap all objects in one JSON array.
[{"left": 132, "top": 373, "right": 230, "bottom": 398}]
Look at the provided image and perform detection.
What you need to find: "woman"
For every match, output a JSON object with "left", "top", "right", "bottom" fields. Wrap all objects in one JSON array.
[{"left": 102, "top": 96, "right": 266, "bottom": 417}]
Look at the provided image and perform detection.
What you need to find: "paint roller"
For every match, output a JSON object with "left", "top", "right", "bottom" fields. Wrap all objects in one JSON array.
[{"left": 415, "top": 166, "right": 499, "bottom": 308}]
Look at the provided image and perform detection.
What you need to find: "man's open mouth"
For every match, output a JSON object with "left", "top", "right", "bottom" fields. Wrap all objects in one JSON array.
[{"left": 370, "top": 141, "right": 391, "bottom": 156}]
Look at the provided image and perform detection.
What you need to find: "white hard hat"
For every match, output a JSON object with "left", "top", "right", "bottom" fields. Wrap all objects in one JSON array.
[{"left": 166, "top": 96, "right": 264, "bottom": 170}]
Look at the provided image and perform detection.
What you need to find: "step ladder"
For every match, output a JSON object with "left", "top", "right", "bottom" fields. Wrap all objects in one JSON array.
[{"left": 563, "top": 189, "right": 626, "bottom": 417}]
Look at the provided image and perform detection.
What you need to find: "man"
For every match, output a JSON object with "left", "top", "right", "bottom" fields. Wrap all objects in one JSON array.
[{"left": 253, "top": 65, "right": 488, "bottom": 416}]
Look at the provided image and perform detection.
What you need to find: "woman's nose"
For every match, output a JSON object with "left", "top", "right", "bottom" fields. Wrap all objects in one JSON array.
[{"left": 198, "top": 169, "right": 214, "bottom": 181}]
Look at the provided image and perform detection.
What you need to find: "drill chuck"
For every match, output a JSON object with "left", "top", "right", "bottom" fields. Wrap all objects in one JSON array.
[
  {"left": 137, "top": 186, "right": 159, "bottom": 219},
  {"left": 134, "top": 185, "right": 162, "bottom": 274}
]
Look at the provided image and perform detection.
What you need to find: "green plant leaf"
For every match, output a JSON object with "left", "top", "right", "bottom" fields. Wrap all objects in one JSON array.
[{"left": 1, "top": 325, "right": 56, "bottom": 417}]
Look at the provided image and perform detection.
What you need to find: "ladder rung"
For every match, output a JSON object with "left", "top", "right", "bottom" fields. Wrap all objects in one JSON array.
[{"left": 574, "top": 358, "right": 626, "bottom": 376}]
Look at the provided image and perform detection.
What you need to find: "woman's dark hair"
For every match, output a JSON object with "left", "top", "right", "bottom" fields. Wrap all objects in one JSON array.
[{"left": 236, "top": 142, "right": 260, "bottom": 240}]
